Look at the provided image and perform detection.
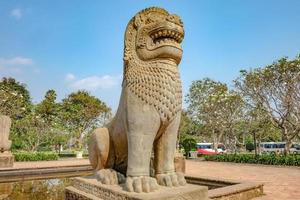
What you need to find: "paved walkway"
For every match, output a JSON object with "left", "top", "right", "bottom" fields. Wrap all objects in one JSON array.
[
  {"left": 186, "top": 160, "right": 300, "bottom": 200},
  {"left": 1, "top": 159, "right": 299, "bottom": 199},
  {"left": 0, "top": 159, "right": 90, "bottom": 170}
]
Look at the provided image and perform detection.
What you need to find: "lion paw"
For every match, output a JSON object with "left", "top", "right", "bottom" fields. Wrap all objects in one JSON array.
[
  {"left": 125, "top": 176, "right": 159, "bottom": 193},
  {"left": 95, "top": 169, "right": 125, "bottom": 185},
  {"left": 156, "top": 172, "right": 186, "bottom": 187}
]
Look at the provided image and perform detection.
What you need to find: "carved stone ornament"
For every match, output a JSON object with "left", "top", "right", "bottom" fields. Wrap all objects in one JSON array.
[
  {"left": 88, "top": 7, "right": 185, "bottom": 193},
  {"left": 0, "top": 115, "right": 14, "bottom": 168},
  {"left": 0, "top": 115, "right": 12, "bottom": 153}
]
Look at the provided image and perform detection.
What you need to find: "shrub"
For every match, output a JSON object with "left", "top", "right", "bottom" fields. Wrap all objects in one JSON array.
[
  {"left": 179, "top": 135, "right": 197, "bottom": 158},
  {"left": 58, "top": 153, "right": 77, "bottom": 158},
  {"left": 245, "top": 143, "right": 254, "bottom": 152},
  {"left": 58, "top": 152, "right": 89, "bottom": 158},
  {"left": 204, "top": 153, "right": 300, "bottom": 166},
  {"left": 13, "top": 152, "right": 59, "bottom": 161}
]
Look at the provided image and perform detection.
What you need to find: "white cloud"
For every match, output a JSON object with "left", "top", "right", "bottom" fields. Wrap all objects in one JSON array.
[
  {"left": 65, "top": 73, "right": 76, "bottom": 81},
  {"left": 10, "top": 8, "right": 22, "bottom": 20},
  {"left": 0, "top": 57, "right": 33, "bottom": 66},
  {"left": 69, "top": 75, "right": 122, "bottom": 91},
  {"left": 0, "top": 57, "right": 34, "bottom": 74}
]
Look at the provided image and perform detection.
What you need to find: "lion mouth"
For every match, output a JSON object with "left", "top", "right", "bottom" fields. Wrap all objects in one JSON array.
[{"left": 149, "top": 28, "right": 183, "bottom": 47}]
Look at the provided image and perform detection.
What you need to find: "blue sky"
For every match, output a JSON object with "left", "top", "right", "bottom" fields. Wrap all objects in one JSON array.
[{"left": 1, "top": 0, "right": 300, "bottom": 110}]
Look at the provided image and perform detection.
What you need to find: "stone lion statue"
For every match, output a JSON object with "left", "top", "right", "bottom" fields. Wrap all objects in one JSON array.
[
  {"left": 88, "top": 7, "right": 185, "bottom": 193},
  {"left": 0, "top": 115, "right": 12, "bottom": 153}
]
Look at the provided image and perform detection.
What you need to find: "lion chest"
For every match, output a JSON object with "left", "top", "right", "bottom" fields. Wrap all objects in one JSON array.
[{"left": 124, "top": 64, "right": 182, "bottom": 122}]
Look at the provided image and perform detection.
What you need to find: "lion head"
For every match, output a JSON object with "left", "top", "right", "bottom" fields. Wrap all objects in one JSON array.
[{"left": 124, "top": 7, "right": 184, "bottom": 65}]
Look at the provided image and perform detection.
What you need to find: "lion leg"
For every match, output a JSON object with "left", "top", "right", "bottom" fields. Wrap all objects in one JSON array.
[
  {"left": 95, "top": 168, "right": 126, "bottom": 185},
  {"left": 154, "top": 114, "right": 186, "bottom": 187},
  {"left": 125, "top": 131, "right": 159, "bottom": 192},
  {"left": 88, "top": 128, "right": 110, "bottom": 171},
  {"left": 89, "top": 128, "right": 126, "bottom": 185},
  {"left": 125, "top": 104, "right": 160, "bottom": 192}
]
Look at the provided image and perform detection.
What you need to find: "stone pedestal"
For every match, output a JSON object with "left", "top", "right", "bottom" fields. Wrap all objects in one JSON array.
[
  {"left": 174, "top": 152, "right": 185, "bottom": 173},
  {"left": 0, "top": 152, "right": 14, "bottom": 168},
  {"left": 65, "top": 177, "right": 209, "bottom": 200}
]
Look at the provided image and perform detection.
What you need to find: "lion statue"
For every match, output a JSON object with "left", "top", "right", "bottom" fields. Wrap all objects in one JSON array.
[{"left": 88, "top": 7, "right": 185, "bottom": 193}]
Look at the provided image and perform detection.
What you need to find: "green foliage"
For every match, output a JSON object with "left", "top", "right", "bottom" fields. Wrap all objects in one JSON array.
[
  {"left": 13, "top": 152, "right": 59, "bottom": 161},
  {"left": 179, "top": 134, "right": 197, "bottom": 158},
  {"left": 60, "top": 90, "right": 111, "bottom": 149},
  {"left": 186, "top": 78, "right": 244, "bottom": 151},
  {"left": 179, "top": 111, "right": 203, "bottom": 138},
  {"left": 0, "top": 77, "right": 31, "bottom": 119},
  {"left": 58, "top": 152, "right": 89, "bottom": 158},
  {"left": 58, "top": 153, "right": 77, "bottom": 158},
  {"left": 186, "top": 78, "right": 228, "bottom": 126},
  {"left": 0, "top": 77, "right": 112, "bottom": 152},
  {"left": 235, "top": 55, "right": 300, "bottom": 153},
  {"left": 245, "top": 143, "right": 254, "bottom": 152},
  {"left": 11, "top": 112, "right": 62, "bottom": 152},
  {"left": 204, "top": 153, "right": 300, "bottom": 166},
  {"left": 35, "top": 89, "right": 59, "bottom": 122},
  {"left": 183, "top": 55, "right": 300, "bottom": 154}
]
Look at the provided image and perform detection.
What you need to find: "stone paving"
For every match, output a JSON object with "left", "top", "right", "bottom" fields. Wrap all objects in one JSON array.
[
  {"left": 1, "top": 159, "right": 299, "bottom": 199},
  {"left": 186, "top": 160, "right": 300, "bottom": 200},
  {"left": 0, "top": 158, "right": 90, "bottom": 170}
]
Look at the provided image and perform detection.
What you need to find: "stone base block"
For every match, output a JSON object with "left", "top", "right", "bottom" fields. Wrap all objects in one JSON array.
[
  {"left": 0, "top": 152, "right": 14, "bottom": 168},
  {"left": 174, "top": 152, "right": 185, "bottom": 173},
  {"left": 65, "top": 177, "right": 209, "bottom": 200}
]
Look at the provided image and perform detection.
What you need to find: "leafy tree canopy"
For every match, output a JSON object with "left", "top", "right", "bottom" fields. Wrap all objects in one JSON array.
[{"left": 0, "top": 77, "right": 31, "bottom": 119}]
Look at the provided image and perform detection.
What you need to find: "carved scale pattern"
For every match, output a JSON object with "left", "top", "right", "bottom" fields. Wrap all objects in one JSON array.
[{"left": 124, "top": 63, "right": 182, "bottom": 122}]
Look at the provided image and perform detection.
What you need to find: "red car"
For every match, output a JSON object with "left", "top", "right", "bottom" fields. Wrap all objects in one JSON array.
[{"left": 197, "top": 143, "right": 226, "bottom": 155}]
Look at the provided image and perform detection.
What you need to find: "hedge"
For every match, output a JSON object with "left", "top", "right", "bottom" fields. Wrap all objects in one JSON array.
[
  {"left": 204, "top": 153, "right": 300, "bottom": 166},
  {"left": 58, "top": 153, "right": 77, "bottom": 158},
  {"left": 58, "top": 153, "right": 89, "bottom": 158},
  {"left": 13, "top": 152, "right": 59, "bottom": 161}
]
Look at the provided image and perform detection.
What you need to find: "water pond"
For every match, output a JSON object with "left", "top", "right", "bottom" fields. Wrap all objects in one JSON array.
[{"left": 0, "top": 178, "right": 70, "bottom": 200}]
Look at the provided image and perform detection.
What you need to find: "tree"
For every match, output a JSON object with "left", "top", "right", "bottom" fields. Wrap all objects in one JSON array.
[
  {"left": 0, "top": 77, "right": 31, "bottom": 119},
  {"left": 60, "top": 90, "right": 111, "bottom": 150},
  {"left": 240, "top": 105, "right": 281, "bottom": 154},
  {"left": 12, "top": 113, "right": 52, "bottom": 151},
  {"left": 178, "top": 111, "right": 203, "bottom": 139},
  {"left": 179, "top": 134, "right": 197, "bottom": 158},
  {"left": 219, "top": 91, "right": 244, "bottom": 152},
  {"left": 35, "top": 89, "right": 68, "bottom": 151},
  {"left": 35, "top": 90, "right": 58, "bottom": 123},
  {"left": 178, "top": 111, "right": 203, "bottom": 156},
  {"left": 235, "top": 55, "right": 300, "bottom": 154},
  {"left": 186, "top": 78, "right": 243, "bottom": 152},
  {"left": 10, "top": 90, "right": 68, "bottom": 152},
  {"left": 186, "top": 78, "right": 226, "bottom": 151}
]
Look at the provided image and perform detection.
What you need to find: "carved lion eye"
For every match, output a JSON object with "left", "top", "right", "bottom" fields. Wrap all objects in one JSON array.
[
  {"left": 167, "top": 14, "right": 183, "bottom": 26},
  {"left": 145, "top": 18, "right": 154, "bottom": 24},
  {"left": 167, "top": 15, "right": 175, "bottom": 21}
]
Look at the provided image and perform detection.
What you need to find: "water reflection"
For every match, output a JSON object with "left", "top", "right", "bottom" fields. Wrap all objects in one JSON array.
[{"left": 0, "top": 178, "right": 70, "bottom": 200}]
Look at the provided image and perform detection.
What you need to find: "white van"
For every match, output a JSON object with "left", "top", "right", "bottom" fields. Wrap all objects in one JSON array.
[{"left": 260, "top": 142, "right": 300, "bottom": 154}]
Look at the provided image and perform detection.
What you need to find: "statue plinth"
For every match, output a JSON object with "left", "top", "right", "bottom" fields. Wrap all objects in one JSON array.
[
  {"left": 65, "top": 177, "right": 209, "bottom": 200},
  {"left": 0, "top": 152, "right": 14, "bottom": 168}
]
